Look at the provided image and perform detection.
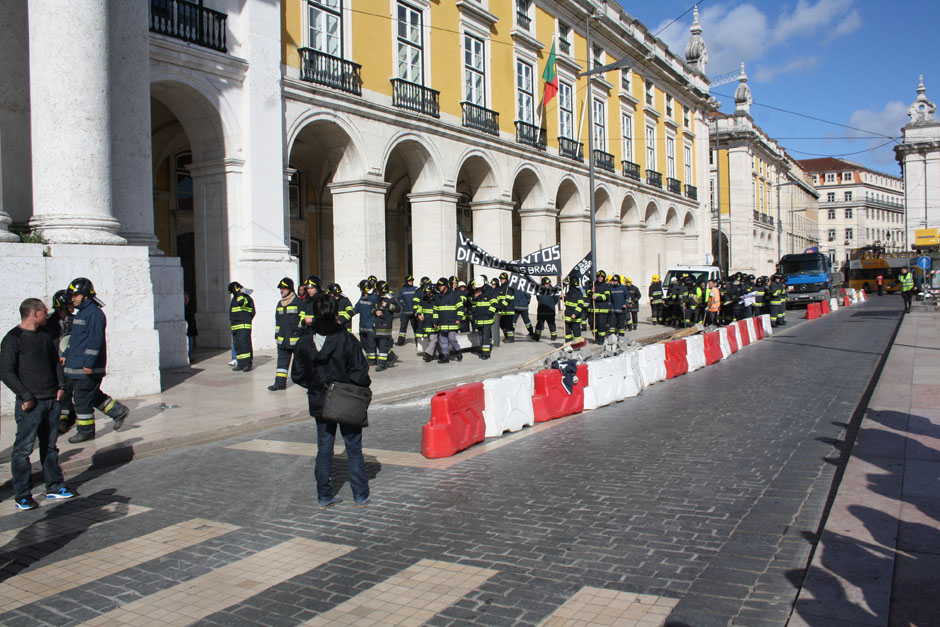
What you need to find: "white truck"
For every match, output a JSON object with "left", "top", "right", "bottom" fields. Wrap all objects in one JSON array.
[{"left": 661, "top": 265, "right": 722, "bottom": 297}]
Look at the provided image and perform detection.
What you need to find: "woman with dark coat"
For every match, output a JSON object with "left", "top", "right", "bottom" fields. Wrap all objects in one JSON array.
[{"left": 291, "top": 294, "right": 372, "bottom": 509}]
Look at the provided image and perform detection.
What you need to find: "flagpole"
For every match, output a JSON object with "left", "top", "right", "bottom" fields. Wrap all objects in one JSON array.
[
  {"left": 536, "top": 35, "right": 556, "bottom": 133},
  {"left": 585, "top": 13, "right": 598, "bottom": 338}
]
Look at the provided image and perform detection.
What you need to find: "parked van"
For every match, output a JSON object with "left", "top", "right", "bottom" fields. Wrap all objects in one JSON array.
[{"left": 661, "top": 265, "right": 722, "bottom": 297}]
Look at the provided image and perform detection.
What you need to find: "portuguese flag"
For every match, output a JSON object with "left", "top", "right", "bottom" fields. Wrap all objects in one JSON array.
[{"left": 542, "top": 41, "right": 558, "bottom": 105}]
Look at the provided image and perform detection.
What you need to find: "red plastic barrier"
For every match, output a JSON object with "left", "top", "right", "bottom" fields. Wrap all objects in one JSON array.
[
  {"left": 860, "top": 289, "right": 867, "bottom": 301},
  {"left": 843, "top": 294, "right": 852, "bottom": 307},
  {"left": 664, "top": 339, "right": 689, "bottom": 379},
  {"left": 703, "top": 331, "right": 722, "bottom": 365},
  {"left": 421, "top": 383, "right": 486, "bottom": 458},
  {"left": 531, "top": 364, "right": 588, "bottom": 422},
  {"left": 806, "top": 302, "right": 821, "bottom": 319},
  {"left": 754, "top": 319, "right": 765, "bottom": 340},
  {"left": 726, "top": 325, "right": 739, "bottom": 353},
  {"left": 820, "top": 299, "right": 831, "bottom": 314},
  {"left": 736, "top": 320, "right": 751, "bottom": 347}
]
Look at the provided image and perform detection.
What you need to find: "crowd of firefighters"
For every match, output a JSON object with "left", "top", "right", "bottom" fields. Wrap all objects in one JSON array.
[{"left": 226, "top": 270, "right": 791, "bottom": 387}]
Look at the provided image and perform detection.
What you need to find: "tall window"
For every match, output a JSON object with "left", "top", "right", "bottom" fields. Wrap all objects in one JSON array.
[
  {"left": 828, "top": 229, "right": 836, "bottom": 241},
  {"left": 621, "top": 113, "right": 633, "bottom": 162},
  {"left": 592, "top": 46, "right": 603, "bottom": 69},
  {"left": 558, "top": 22, "right": 571, "bottom": 55},
  {"left": 846, "top": 227, "right": 853, "bottom": 240},
  {"left": 666, "top": 95, "right": 674, "bottom": 118},
  {"left": 845, "top": 208, "right": 853, "bottom": 219},
  {"left": 516, "top": 0, "right": 532, "bottom": 30},
  {"left": 463, "top": 34, "right": 485, "bottom": 106},
  {"left": 308, "top": 0, "right": 342, "bottom": 56},
  {"left": 592, "top": 98, "right": 606, "bottom": 151},
  {"left": 516, "top": 60, "right": 534, "bottom": 124},
  {"left": 397, "top": 2, "right": 423, "bottom": 83},
  {"left": 684, "top": 144, "right": 692, "bottom": 183},
  {"left": 666, "top": 135, "right": 676, "bottom": 178},
  {"left": 827, "top": 192, "right": 835, "bottom": 202},
  {"left": 844, "top": 191, "right": 852, "bottom": 201},
  {"left": 828, "top": 209, "right": 836, "bottom": 220},
  {"left": 645, "top": 125, "right": 655, "bottom": 170},
  {"left": 621, "top": 68, "right": 630, "bottom": 91},
  {"left": 645, "top": 80, "right": 654, "bottom": 106},
  {"left": 559, "top": 82, "right": 574, "bottom": 139}
]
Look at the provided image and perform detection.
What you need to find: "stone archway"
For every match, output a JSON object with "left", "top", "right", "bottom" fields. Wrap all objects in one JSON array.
[
  {"left": 556, "top": 177, "right": 586, "bottom": 279},
  {"left": 682, "top": 211, "right": 698, "bottom": 264},
  {"left": 511, "top": 166, "right": 553, "bottom": 263},
  {"left": 594, "top": 187, "right": 618, "bottom": 273},
  {"left": 643, "top": 200, "right": 665, "bottom": 278},
  {"left": 457, "top": 152, "right": 504, "bottom": 278},
  {"left": 620, "top": 194, "right": 645, "bottom": 287},
  {"left": 664, "top": 207, "right": 683, "bottom": 269}
]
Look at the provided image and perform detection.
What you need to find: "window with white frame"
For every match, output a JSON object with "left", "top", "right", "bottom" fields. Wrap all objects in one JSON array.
[
  {"left": 846, "top": 227, "right": 853, "bottom": 240},
  {"left": 621, "top": 112, "right": 633, "bottom": 162},
  {"left": 592, "top": 98, "right": 606, "bottom": 151},
  {"left": 645, "top": 80, "right": 654, "bottom": 106},
  {"left": 683, "top": 108, "right": 690, "bottom": 128},
  {"left": 666, "top": 95, "right": 673, "bottom": 118},
  {"left": 842, "top": 172, "right": 853, "bottom": 182},
  {"left": 666, "top": 135, "right": 676, "bottom": 178},
  {"left": 463, "top": 34, "right": 485, "bottom": 106},
  {"left": 559, "top": 81, "right": 574, "bottom": 139},
  {"left": 828, "top": 209, "right": 836, "bottom": 220},
  {"left": 592, "top": 46, "right": 603, "bottom": 70},
  {"left": 825, "top": 173, "right": 836, "bottom": 183},
  {"left": 308, "top": 0, "right": 342, "bottom": 56},
  {"left": 828, "top": 229, "right": 836, "bottom": 241},
  {"left": 845, "top": 208, "right": 853, "bottom": 219},
  {"left": 621, "top": 68, "right": 630, "bottom": 91},
  {"left": 397, "top": 2, "right": 423, "bottom": 83},
  {"left": 684, "top": 144, "right": 692, "bottom": 183},
  {"left": 515, "top": 0, "right": 532, "bottom": 31},
  {"left": 558, "top": 22, "right": 571, "bottom": 55},
  {"left": 827, "top": 192, "right": 835, "bottom": 202},
  {"left": 645, "top": 124, "right": 655, "bottom": 170},
  {"left": 844, "top": 191, "right": 852, "bottom": 201},
  {"left": 516, "top": 60, "right": 534, "bottom": 124}
]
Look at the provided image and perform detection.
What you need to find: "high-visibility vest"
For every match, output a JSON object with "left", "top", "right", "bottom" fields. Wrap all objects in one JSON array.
[
  {"left": 707, "top": 287, "right": 721, "bottom": 312},
  {"left": 899, "top": 272, "right": 914, "bottom": 292}
]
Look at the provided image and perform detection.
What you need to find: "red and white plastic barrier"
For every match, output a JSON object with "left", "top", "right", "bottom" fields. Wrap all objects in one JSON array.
[
  {"left": 685, "top": 335, "right": 707, "bottom": 372},
  {"left": 622, "top": 351, "right": 643, "bottom": 398},
  {"left": 717, "top": 327, "right": 732, "bottom": 359},
  {"left": 531, "top": 365, "right": 587, "bottom": 423},
  {"left": 482, "top": 372, "right": 535, "bottom": 437},
  {"left": 744, "top": 318, "right": 758, "bottom": 344},
  {"left": 421, "top": 383, "right": 486, "bottom": 458},
  {"left": 638, "top": 343, "right": 667, "bottom": 387},
  {"left": 760, "top": 313, "right": 773, "bottom": 337},
  {"left": 583, "top": 355, "right": 629, "bottom": 410},
  {"left": 663, "top": 340, "right": 689, "bottom": 379}
]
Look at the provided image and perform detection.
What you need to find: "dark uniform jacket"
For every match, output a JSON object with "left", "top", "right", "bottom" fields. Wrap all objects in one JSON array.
[
  {"left": 275, "top": 294, "right": 303, "bottom": 349},
  {"left": 609, "top": 284, "right": 626, "bottom": 311},
  {"left": 564, "top": 287, "right": 586, "bottom": 322},
  {"left": 397, "top": 285, "right": 417, "bottom": 314},
  {"left": 432, "top": 290, "right": 464, "bottom": 332},
  {"left": 626, "top": 285, "right": 641, "bottom": 311},
  {"left": 536, "top": 293, "right": 560, "bottom": 317},
  {"left": 648, "top": 281, "right": 664, "bottom": 305},
  {"left": 496, "top": 283, "right": 515, "bottom": 315},
  {"left": 291, "top": 320, "right": 371, "bottom": 418},
  {"left": 590, "top": 281, "right": 611, "bottom": 313},
  {"left": 63, "top": 299, "right": 108, "bottom": 380},
  {"left": 229, "top": 293, "right": 255, "bottom": 330},
  {"left": 372, "top": 292, "right": 401, "bottom": 337}
]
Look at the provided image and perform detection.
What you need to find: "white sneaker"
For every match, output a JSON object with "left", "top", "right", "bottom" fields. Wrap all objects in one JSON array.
[{"left": 227, "top": 359, "right": 237, "bottom": 366}]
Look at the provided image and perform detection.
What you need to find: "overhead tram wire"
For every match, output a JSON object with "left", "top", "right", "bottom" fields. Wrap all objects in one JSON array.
[{"left": 652, "top": 1, "right": 706, "bottom": 38}]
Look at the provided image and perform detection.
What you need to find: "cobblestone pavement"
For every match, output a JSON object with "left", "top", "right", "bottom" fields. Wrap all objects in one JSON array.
[{"left": 0, "top": 299, "right": 902, "bottom": 626}]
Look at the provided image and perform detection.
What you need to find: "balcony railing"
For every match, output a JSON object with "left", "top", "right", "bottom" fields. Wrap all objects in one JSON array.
[
  {"left": 150, "top": 0, "right": 227, "bottom": 53},
  {"left": 754, "top": 210, "right": 761, "bottom": 222},
  {"left": 667, "top": 177, "right": 681, "bottom": 194},
  {"left": 685, "top": 184, "right": 697, "bottom": 200},
  {"left": 515, "top": 121, "right": 546, "bottom": 150},
  {"left": 299, "top": 48, "right": 362, "bottom": 96},
  {"left": 622, "top": 160, "right": 641, "bottom": 181},
  {"left": 646, "top": 169, "right": 662, "bottom": 188},
  {"left": 390, "top": 79, "right": 440, "bottom": 118},
  {"left": 461, "top": 102, "right": 499, "bottom": 136},
  {"left": 593, "top": 150, "right": 615, "bottom": 173},
  {"left": 558, "top": 137, "right": 583, "bottom": 161}
]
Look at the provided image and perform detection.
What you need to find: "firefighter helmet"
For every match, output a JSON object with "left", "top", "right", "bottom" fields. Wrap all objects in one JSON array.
[
  {"left": 277, "top": 277, "right": 294, "bottom": 291},
  {"left": 52, "top": 289, "right": 70, "bottom": 311},
  {"left": 68, "top": 277, "right": 96, "bottom": 299}
]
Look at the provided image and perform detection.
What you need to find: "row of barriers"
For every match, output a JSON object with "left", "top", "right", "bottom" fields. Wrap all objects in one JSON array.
[
  {"left": 806, "top": 288, "right": 866, "bottom": 320},
  {"left": 421, "top": 312, "right": 784, "bottom": 459}
]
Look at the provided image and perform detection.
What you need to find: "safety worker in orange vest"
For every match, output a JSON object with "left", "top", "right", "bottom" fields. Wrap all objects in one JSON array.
[
  {"left": 876, "top": 274, "right": 884, "bottom": 296},
  {"left": 705, "top": 279, "right": 722, "bottom": 326}
]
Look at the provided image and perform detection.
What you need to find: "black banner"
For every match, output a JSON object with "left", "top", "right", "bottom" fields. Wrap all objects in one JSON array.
[
  {"left": 565, "top": 252, "right": 593, "bottom": 294},
  {"left": 456, "top": 231, "right": 560, "bottom": 295}
]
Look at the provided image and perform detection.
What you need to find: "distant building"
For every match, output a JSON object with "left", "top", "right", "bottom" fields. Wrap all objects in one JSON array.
[
  {"left": 708, "top": 65, "right": 818, "bottom": 277},
  {"left": 894, "top": 76, "right": 940, "bottom": 248},
  {"left": 798, "top": 158, "right": 905, "bottom": 264}
]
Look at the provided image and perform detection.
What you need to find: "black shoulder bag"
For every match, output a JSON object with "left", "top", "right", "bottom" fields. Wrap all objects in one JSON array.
[{"left": 315, "top": 363, "right": 372, "bottom": 428}]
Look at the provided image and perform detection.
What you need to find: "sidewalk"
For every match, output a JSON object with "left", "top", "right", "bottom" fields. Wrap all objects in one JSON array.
[
  {"left": 0, "top": 316, "right": 668, "bottom": 486},
  {"left": 789, "top": 300, "right": 940, "bottom": 626}
]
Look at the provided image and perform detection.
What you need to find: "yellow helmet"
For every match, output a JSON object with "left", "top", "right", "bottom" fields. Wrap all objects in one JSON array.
[
  {"left": 652, "top": 274, "right": 660, "bottom": 281},
  {"left": 625, "top": 277, "right": 633, "bottom": 284}
]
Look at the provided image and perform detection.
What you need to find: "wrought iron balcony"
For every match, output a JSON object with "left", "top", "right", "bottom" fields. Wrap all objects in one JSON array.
[
  {"left": 684, "top": 184, "right": 697, "bottom": 200},
  {"left": 593, "top": 150, "right": 615, "bottom": 173},
  {"left": 299, "top": 48, "right": 362, "bottom": 96},
  {"left": 667, "top": 177, "right": 682, "bottom": 194},
  {"left": 558, "top": 137, "right": 583, "bottom": 161},
  {"left": 390, "top": 79, "right": 440, "bottom": 118},
  {"left": 515, "top": 121, "right": 547, "bottom": 150},
  {"left": 754, "top": 210, "right": 761, "bottom": 222},
  {"left": 461, "top": 102, "right": 499, "bottom": 136},
  {"left": 622, "top": 160, "right": 641, "bottom": 181},
  {"left": 150, "top": 0, "right": 227, "bottom": 53},
  {"left": 646, "top": 169, "right": 663, "bottom": 188}
]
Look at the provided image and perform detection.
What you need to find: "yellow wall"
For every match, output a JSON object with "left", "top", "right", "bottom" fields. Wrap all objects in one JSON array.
[
  {"left": 718, "top": 148, "right": 730, "bottom": 215},
  {"left": 355, "top": 0, "right": 394, "bottom": 98}
]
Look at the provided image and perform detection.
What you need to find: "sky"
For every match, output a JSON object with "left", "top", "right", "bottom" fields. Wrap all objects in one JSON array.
[{"left": 621, "top": 0, "right": 940, "bottom": 175}]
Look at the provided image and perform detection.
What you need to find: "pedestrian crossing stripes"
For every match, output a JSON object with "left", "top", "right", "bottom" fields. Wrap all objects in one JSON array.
[
  {"left": 0, "top": 518, "right": 237, "bottom": 613},
  {"left": 0, "top": 502, "right": 150, "bottom": 553},
  {"left": 80, "top": 537, "right": 355, "bottom": 626},
  {"left": 538, "top": 586, "right": 677, "bottom": 626},
  {"left": 302, "top": 559, "right": 498, "bottom": 626}
]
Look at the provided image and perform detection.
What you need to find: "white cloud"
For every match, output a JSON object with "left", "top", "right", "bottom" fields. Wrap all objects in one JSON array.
[
  {"left": 769, "top": 0, "right": 854, "bottom": 46},
  {"left": 845, "top": 101, "right": 908, "bottom": 165},
  {"left": 754, "top": 56, "right": 819, "bottom": 83},
  {"left": 826, "top": 10, "right": 862, "bottom": 42}
]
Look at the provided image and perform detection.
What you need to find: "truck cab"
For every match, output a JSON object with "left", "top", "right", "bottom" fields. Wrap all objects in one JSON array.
[{"left": 779, "top": 251, "right": 843, "bottom": 304}]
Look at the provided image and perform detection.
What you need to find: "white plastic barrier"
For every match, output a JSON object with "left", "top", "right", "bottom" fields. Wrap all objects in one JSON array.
[
  {"left": 621, "top": 351, "right": 643, "bottom": 398},
  {"left": 583, "top": 355, "right": 629, "bottom": 410},
  {"left": 846, "top": 288, "right": 857, "bottom": 301},
  {"left": 637, "top": 343, "right": 667, "bottom": 387},
  {"left": 731, "top": 322, "right": 745, "bottom": 349},
  {"left": 760, "top": 313, "right": 773, "bottom": 337},
  {"left": 685, "top": 335, "right": 707, "bottom": 372},
  {"left": 417, "top": 331, "right": 480, "bottom": 355},
  {"left": 718, "top": 327, "right": 732, "bottom": 359},
  {"left": 860, "top": 290, "right": 867, "bottom": 301},
  {"left": 829, "top": 297, "right": 839, "bottom": 311},
  {"left": 482, "top": 371, "right": 535, "bottom": 437},
  {"left": 745, "top": 318, "right": 758, "bottom": 343}
]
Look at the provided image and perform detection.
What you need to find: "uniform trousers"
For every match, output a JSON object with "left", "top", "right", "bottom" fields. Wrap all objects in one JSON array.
[
  {"left": 397, "top": 313, "right": 417, "bottom": 341},
  {"left": 534, "top": 314, "right": 557, "bottom": 339},
  {"left": 71, "top": 376, "right": 127, "bottom": 437},
  {"left": 359, "top": 330, "right": 376, "bottom": 362},
  {"left": 232, "top": 328, "right": 253, "bottom": 368}
]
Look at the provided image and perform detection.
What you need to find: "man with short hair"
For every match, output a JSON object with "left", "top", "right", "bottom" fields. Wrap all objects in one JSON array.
[{"left": 0, "top": 298, "right": 75, "bottom": 509}]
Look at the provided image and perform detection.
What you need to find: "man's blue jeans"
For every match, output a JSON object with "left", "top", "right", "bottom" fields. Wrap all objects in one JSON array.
[
  {"left": 314, "top": 418, "right": 369, "bottom": 504},
  {"left": 12, "top": 398, "right": 65, "bottom": 500}
]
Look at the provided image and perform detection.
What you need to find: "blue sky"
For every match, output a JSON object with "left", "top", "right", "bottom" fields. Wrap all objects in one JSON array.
[{"left": 622, "top": 0, "right": 940, "bottom": 175}]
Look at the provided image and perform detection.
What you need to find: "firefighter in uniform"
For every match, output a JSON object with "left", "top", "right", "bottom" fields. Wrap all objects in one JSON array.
[
  {"left": 496, "top": 273, "right": 515, "bottom": 342},
  {"left": 269, "top": 277, "right": 302, "bottom": 390},
  {"left": 533, "top": 278, "right": 560, "bottom": 341},
  {"left": 768, "top": 274, "right": 785, "bottom": 326},
  {"left": 512, "top": 285, "right": 535, "bottom": 339},
  {"left": 62, "top": 278, "right": 130, "bottom": 444},
  {"left": 457, "top": 281, "right": 472, "bottom": 332},
  {"left": 372, "top": 280, "right": 401, "bottom": 371},
  {"left": 649, "top": 275, "right": 664, "bottom": 325},
  {"left": 469, "top": 278, "right": 496, "bottom": 359},
  {"left": 229, "top": 281, "right": 255, "bottom": 371},
  {"left": 563, "top": 276, "right": 586, "bottom": 343},
  {"left": 625, "top": 277, "right": 641, "bottom": 331},
  {"left": 42, "top": 290, "right": 76, "bottom": 433},
  {"left": 299, "top": 275, "right": 321, "bottom": 334},
  {"left": 327, "top": 283, "right": 354, "bottom": 330},
  {"left": 608, "top": 275, "right": 627, "bottom": 337},
  {"left": 353, "top": 280, "right": 378, "bottom": 364},
  {"left": 417, "top": 284, "right": 438, "bottom": 362},
  {"left": 432, "top": 277, "right": 464, "bottom": 363},
  {"left": 396, "top": 275, "right": 418, "bottom": 345},
  {"left": 589, "top": 271, "right": 611, "bottom": 343}
]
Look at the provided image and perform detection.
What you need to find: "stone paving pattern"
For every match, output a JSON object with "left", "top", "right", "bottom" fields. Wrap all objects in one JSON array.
[{"left": 0, "top": 297, "right": 928, "bottom": 626}]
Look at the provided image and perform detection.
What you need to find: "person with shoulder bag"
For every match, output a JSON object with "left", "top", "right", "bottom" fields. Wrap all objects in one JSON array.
[{"left": 291, "top": 294, "right": 372, "bottom": 509}]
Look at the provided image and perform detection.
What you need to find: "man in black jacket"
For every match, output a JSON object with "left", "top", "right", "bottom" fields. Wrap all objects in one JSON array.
[
  {"left": 229, "top": 281, "right": 255, "bottom": 372},
  {"left": 269, "top": 278, "right": 303, "bottom": 391},
  {"left": 291, "top": 294, "right": 372, "bottom": 509},
  {"left": 0, "top": 298, "right": 75, "bottom": 509}
]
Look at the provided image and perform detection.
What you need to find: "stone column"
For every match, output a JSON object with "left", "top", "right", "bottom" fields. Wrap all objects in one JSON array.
[
  {"left": 471, "top": 199, "right": 514, "bottom": 275},
  {"left": 682, "top": 233, "right": 698, "bottom": 265},
  {"left": 559, "top": 214, "right": 589, "bottom": 278},
  {"left": 0, "top": 0, "right": 29, "bottom": 242},
  {"left": 409, "top": 190, "right": 459, "bottom": 281},
  {"left": 519, "top": 206, "right": 559, "bottom": 261},
  {"left": 620, "top": 223, "right": 646, "bottom": 286},
  {"left": 665, "top": 230, "right": 684, "bottom": 268},
  {"left": 27, "top": 0, "right": 124, "bottom": 244},
  {"left": 110, "top": 0, "right": 158, "bottom": 252},
  {"left": 329, "top": 179, "right": 389, "bottom": 291},
  {"left": 596, "top": 218, "right": 621, "bottom": 273},
  {"left": 645, "top": 226, "right": 667, "bottom": 278}
]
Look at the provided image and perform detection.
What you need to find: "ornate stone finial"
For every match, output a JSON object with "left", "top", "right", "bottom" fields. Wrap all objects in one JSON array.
[
  {"left": 734, "top": 62, "right": 751, "bottom": 114},
  {"left": 685, "top": 5, "right": 707, "bottom": 74},
  {"left": 908, "top": 75, "right": 937, "bottom": 125}
]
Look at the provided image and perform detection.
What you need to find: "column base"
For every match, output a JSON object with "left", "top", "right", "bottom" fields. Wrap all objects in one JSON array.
[
  {"left": 0, "top": 214, "right": 21, "bottom": 242},
  {"left": 29, "top": 214, "right": 126, "bottom": 245}
]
